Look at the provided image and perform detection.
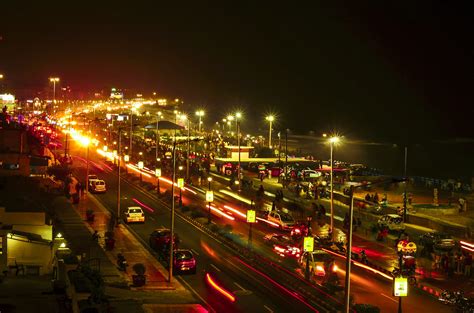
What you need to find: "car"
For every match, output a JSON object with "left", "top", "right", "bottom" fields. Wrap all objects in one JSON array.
[
  {"left": 88, "top": 174, "right": 98, "bottom": 181},
  {"left": 124, "top": 206, "right": 145, "bottom": 223},
  {"left": 149, "top": 228, "right": 179, "bottom": 252},
  {"left": 299, "top": 250, "right": 337, "bottom": 278},
  {"left": 173, "top": 249, "right": 197, "bottom": 274},
  {"left": 267, "top": 211, "right": 296, "bottom": 230},
  {"left": 377, "top": 214, "right": 405, "bottom": 232},
  {"left": 419, "top": 232, "right": 456, "bottom": 251},
  {"left": 263, "top": 233, "right": 301, "bottom": 258},
  {"left": 89, "top": 180, "right": 106, "bottom": 193}
]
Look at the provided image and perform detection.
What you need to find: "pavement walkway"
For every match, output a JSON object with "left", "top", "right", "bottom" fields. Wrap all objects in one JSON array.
[{"left": 50, "top": 188, "right": 197, "bottom": 312}]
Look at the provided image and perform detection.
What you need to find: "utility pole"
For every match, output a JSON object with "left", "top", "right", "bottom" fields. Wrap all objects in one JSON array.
[
  {"left": 168, "top": 128, "right": 177, "bottom": 283},
  {"left": 116, "top": 128, "right": 122, "bottom": 226}
]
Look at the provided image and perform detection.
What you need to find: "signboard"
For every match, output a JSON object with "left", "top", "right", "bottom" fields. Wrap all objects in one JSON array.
[
  {"left": 394, "top": 277, "right": 408, "bottom": 297},
  {"left": 397, "top": 241, "right": 417, "bottom": 254},
  {"left": 206, "top": 190, "right": 214, "bottom": 202},
  {"left": 138, "top": 161, "right": 144, "bottom": 169},
  {"left": 177, "top": 178, "right": 184, "bottom": 188},
  {"left": 124, "top": 155, "right": 130, "bottom": 162},
  {"left": 303, "top": 236, "right": 314, "bottom": 252},
  {"left": 155, "top": 168, "right": 161, "bottom": 177},
  {"left": 246, "top": 210, "right": 256, "bottom": 223}
]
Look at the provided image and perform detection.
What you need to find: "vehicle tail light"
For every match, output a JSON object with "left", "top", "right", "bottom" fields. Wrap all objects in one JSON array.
[{"left": 316, "top": 265, "right": 325, "bottom": 275}]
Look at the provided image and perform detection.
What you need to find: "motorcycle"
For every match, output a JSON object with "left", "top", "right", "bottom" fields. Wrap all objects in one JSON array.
[{"left": 117, "top": 254, "right": 128, "bottom": 272}]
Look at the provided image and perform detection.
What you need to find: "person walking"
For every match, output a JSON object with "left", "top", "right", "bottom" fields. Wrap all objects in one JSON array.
[{"left": 464, "top": 253, "right": 472, "bottom": 277}]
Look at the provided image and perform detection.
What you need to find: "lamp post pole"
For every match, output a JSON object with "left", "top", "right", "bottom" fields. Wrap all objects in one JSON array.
[
  {"left": 168, "top": 129, "right": 177, "bottom": 283},
  {"left": 186, "top": 119, "right": 190, "bottom": 182},
  {"left": 268, "top": 119, "right": 273, "bottom": 148},
  {"left": 208, "top": 177, "right": 212, "bottom": 224},
  {"left": 237, "top": 119, "right": 241, "bottom": 191},
  {"left": 155, "top": 113, "right": 161, "bottom": 162},
  {"left": 285, "top": 129, "right": 288, "bottom": 182},
  {"left": 116, "top": 129, "right": 122, "bottom": 226},
  {"left": 330, "top": 141, "right": 334, "bottom": 237},
  {"left": 344, "top": 186, "right": 355, "bottom": 312},
  {"left": 403, "top": 146, "right": 408, "bottom": 222},
  {"left": 129, "top": 110, "right": 133, "bottom": 159}
]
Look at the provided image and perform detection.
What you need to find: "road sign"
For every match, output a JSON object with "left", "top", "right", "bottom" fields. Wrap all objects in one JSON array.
[
  {"left": 206, "top": 190, "right": 214, "bottom": 202},
  {"left": 303, "top": 236, "right": 314, "bottom": 252},
  {"left": 124, "top": 155, "right": 129, "bottom": 162},
  {"left": 177, "top": 178, "right": 184, "bottom": 188},
  {"left": 397, "top": 241, "right": 417, "bottom": 254},
  {"left": 247, "top": 210, "right": 256, "bottom": 223},
  {"left": 394, "top": 277, "right": 408, "bottom": 297},
  {"left": 155, "top": 168, "right": 161, "bottom": 177},
  {"left": 138, "top": 161, "right": 144, "bottom": 169}
]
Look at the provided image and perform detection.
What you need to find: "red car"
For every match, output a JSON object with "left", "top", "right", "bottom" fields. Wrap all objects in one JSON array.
[{"left": 173, "top": 249, "right": 197, "bottom": 274}]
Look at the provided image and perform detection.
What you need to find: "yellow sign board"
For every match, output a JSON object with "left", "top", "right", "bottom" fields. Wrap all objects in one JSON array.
[
  {"left": 247, "top": 210, "right": 256, "bottom": 223},
  {"left": 155, "top": 168, "right": 161, "bottom": 177},
  {"left": 206, "top": 190, "right": 214, "bottom": 202},
  {"left": 177, "top": 178, "right": 184, "bottom": 188},
  {"left": 303, "top": 236, "right": 314, "bottom": 252},
  {"left": 138, "top": 161, "right": 144, "bottom": 169},
  {"left": 394, "top": 277, "right": 408, "bottom": 297}
]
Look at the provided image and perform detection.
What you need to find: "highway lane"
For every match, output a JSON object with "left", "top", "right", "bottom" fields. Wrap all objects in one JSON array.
[
  {"left": 70, "top": 148, "right": 327, "bottom": 312},
  {"left": 70, "top": 144, "right": 446, "bottom": 312}
]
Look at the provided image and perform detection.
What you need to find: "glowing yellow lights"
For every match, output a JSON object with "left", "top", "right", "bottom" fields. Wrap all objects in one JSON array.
[
  {"left": 138, "top": 161, "right": 144, "bottom": 169},
  {"left": 265, "top": 115, "right": 275, "bottom": 122},
  {"left": 180, "top": 114, "right": 188, "bottom": 121},
  {"left": 329, "top": 136, "right": 340, "bottom": 144},
  {"left": 195, "top": 110, "right": 205, "bottom": 117},
  {"left": 103, "top": 145, "right": 108, "bottom": 152},
  {"left": 227, "top": 115, "right": 234, "bottom": 121},
  {"left": 56, "top": 233, "right": 63, "bottom": 239},
  {"left": 235, "top": 112, "right": 242, "bottom": 119},
  {"left": 207, "top": 177, "right": 213, "bottom": 182},
  {"left": 49, "top": 77, "right": 60, "bottom": 82},
  {"left": 59, "top": 242, "right": 67, "bottom": 248},
  {"left": 124, "top": 155, "right": 130, "bottom": 162}
]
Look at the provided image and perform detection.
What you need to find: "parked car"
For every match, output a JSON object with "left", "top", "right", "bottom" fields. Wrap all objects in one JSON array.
[
  {"left": 377, "top": 214, "right": 405, "bottom": 232},
  {"left": 89, "top": 180, "right": 106, "bottom": 193},
  {"left": 419, "top": 232, "right": 456, "bottom": 251},
  {"left": 124, "top": 206, "right": 145, "bottom": 223},
  {"left": 267, "top": 211, "right": 296, "bottom": 230},
  {"left": 173, "top": 249, "right": 197, "bottom": 274},
  {"left": 149, "top": 228, "right": 179, "bottom": 252},
  {"left": 263, "top": 233, "right": 301, "bottom": 258},
  {"left": 298, "top": 250, "right": 337, "bottom": 277}
]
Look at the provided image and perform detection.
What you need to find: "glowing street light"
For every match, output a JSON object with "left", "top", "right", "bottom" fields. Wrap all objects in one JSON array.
[
  {"left": 49, "top": 77, "right": 60, "bottom": 113},
  {"left": 235, "top": 112, "right": 242, "bottom": 190},
  {"left": 265, "top": 115, "right": 275, "bottom": 148},
  {"left": 329, "top": 135, "right": 340, "bottom": 238},
  {"left": 155, "top": 111, "right": 163, "bottom": 161},
  {"left": 195, "top": 110, "right": 205, "bottom": 132}
]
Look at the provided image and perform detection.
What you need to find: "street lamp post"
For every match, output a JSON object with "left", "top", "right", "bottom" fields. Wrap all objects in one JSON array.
[
  {"left": 207, "top": 177, "right": 212, "bottom": 224},
  {"left": 129, "top": 109, "right": 134, "bottom": 159},
  {"left": 155, "top": 167, "right": 161, "bottom": 195},
  {"left": 196, "top": 110, "right": 204, "bottom": 132},
  {"left": 265, "top": 115, "right": 274, "bottom": 148},
  {"left": 49, "top": 77, "right": 60, "bottom": 114},
  {"left": 235, "top": 112, "right": 242, "bottom": 191},
  {"left": 329, "top": 136, "right": 340, "bottom": 238},
  {"left": 116, "top": 128, "right": 124, "bottom": 226},
  {"left": 155, "top": 111, "right": 162, "bottom": 162},
  {"left": 285, "top": 129, "right": 288, "bottom": 185},
  {"left": 403, "top": 146, "right": 408, "bottom": 222}
]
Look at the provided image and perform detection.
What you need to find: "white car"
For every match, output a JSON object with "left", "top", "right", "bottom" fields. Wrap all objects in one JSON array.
[
  {"left": 377, "top": 214, "right": 405, "bottom": 232},
  {"left": 125, "top": 207, "right": 145, "bottom": 223},
  {"left": 89, "top": 180, "right": 106, "bottom": 193},
  {"left": 267, "top": 211, "right": 296, "bottom": 230}
]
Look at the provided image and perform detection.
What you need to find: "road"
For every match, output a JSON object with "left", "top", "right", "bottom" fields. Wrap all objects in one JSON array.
[{"left": 68, "top": 137, "right": 447, "bottom": 313}]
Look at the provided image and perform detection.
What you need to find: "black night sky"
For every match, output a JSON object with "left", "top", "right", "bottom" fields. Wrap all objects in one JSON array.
[{"left": 1, "top": 2, "right": 473, "bottom": 143}]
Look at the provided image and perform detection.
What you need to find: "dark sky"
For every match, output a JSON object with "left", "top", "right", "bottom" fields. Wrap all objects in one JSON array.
[{"left": 1, "top": 2, "right": 473, "bottom": 142}]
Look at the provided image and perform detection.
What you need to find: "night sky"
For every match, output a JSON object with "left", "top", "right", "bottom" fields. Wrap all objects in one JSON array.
[{"left": 1, "top": 2, "right": 473, "bottom": 143}]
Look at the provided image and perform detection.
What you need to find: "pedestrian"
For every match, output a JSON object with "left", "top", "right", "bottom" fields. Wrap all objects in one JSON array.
[
  {"left": 373, "top": 192, "right": 379, "bottom": 203},
  {"left": 464, "top": 253, "right": 472, "bottom": 277}
]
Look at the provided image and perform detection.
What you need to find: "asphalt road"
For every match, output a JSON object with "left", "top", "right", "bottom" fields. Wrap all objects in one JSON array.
[
  {"left": 69, "top": 141, "right": 448, "bottom": 313},
  {"left": 70, "top": 145, "right": 327, "bottom": 313}
]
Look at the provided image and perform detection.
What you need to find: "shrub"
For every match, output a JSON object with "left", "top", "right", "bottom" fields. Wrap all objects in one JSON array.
[
  {"left": 221, "top": 224, "right": 233, "bottom": 234},
  {"left": 191, "top": 208, "right": 205, "bottom": 219},
  {"left": 353, "top": 304, "right": 380, "bottom": 313},
  {"left": 132, "top": 263, "right": 146, "bottom": 276},
  {"left": 180, "top": 205, "right": 190, "bottom": 213}
]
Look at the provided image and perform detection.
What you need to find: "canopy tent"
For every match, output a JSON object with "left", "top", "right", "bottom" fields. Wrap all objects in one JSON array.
[{"left": 144, "top": 120, "right": 184, "bottom": 130}]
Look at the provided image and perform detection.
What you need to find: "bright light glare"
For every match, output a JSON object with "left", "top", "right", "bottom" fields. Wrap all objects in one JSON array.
[
  {"left": 329, "top": 136, "right": 340, "bottom": 144},
  {"left": 206, "top": 273, "right": 236, "bottom": 302}
]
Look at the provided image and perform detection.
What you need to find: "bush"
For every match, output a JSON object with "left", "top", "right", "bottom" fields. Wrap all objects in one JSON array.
[
  {"left": 209, "top": 224, "right": 220, "bottom": 233},
  {"left": 353, "top": 304, "right": 380, "bottom": 313},
  {"left": 191, "top": 208, "right": 205, "bottom": 219},
  {"left": 221, "top": 224, "right": 233, "bottom": 234},
  {"left": 180, "top": 205, "right": 190, "bottom": 213},
  {"left": 132, "top": 263, "right": 146, "bottom": 276}
]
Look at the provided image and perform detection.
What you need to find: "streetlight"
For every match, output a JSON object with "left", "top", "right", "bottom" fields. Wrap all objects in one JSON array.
[
  {"left": 265, "top": 115, "right": 274, "bottom": 148},
  {"left": 207, "top": 177, "right": 213, "bottom": 223},
  {"left": 235, "top": 112, "right": 242, "bottom": 191},
  {"left": 49, "top": 77, "right": 60, "bottom": 114},
  {"left": 195, "top": 110, "right": 205, "bottom": 132},
  {"left": 329, "top": 136, "right": 340, "bottom": 238},
  {"left": 178, "top": 165, "right": 184, "bottom": 207},
  {"left": 138, "top": 160, "right": 144, "bottom": 182},
  {"left": 180, "top": 114, "right": 191, "bottom": 181},
  {"left": 155, "top": 111, "right": 163, "bottom": 162},
  {"left": 155, "top": 167, "right": 161, "bottom": 195}
]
